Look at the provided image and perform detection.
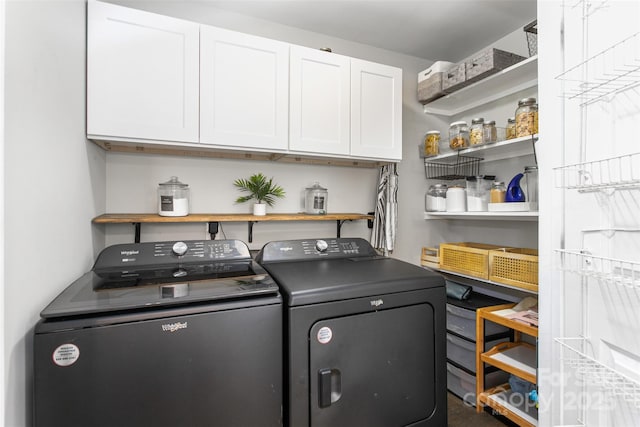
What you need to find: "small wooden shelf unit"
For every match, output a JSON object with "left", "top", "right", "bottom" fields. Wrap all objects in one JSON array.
[{"left": 476, "top": 303, "right": 538, "bottom": 427}]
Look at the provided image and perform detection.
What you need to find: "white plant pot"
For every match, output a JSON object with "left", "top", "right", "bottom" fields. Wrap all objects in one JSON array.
[{"left": 253, "top": 203, "right": 267, "bottom": 216}]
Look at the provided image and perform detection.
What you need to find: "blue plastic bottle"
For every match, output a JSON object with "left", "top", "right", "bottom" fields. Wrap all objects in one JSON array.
[{"left": 505, "top": 173, "right": 526, "bottom": 202}]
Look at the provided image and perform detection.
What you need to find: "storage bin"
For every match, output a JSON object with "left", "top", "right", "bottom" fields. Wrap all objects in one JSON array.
[
  {"left": 489, "top": 248, "right": 539, "bottom": 292},
  {"left": 447, "top": 333, "right": 510, "bottom": 373},
  {"left": 440, "top": 242, "right": 507, "bottom": 279},
  {"left": 447, "top": 362, "right": 509, "bottom": 406},
  {"left": 446, "top": 302, "right": 510, "bottom": 341},
  {"left": 420, "top": 247, "right": 440, "bottom": 269},
  {"left": 442, "top": 62, "right": 467, "bottom": 92},
  {"left": 417, "top": 61, "right": 454, "bottom": 104},
  {"left": 464, "top": 48, "right": 526, "bottom": 84}
]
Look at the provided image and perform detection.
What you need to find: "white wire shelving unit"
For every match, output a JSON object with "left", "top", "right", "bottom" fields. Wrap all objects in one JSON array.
[
  {"left": 550, "top": 0, "right": 640, "bottom": 425},
  {"left": 555, "top": 338, "right": 640, "bottom": 409},
  {"left": 555, "top": 249, "right": 640, "bottom": 289},
  {"left": 554, "top": 153, "right": 640, "bottom": 192}
]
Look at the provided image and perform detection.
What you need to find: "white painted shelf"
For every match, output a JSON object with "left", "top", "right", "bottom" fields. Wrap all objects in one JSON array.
[
  {"left": 423, "top": 56, "right": 538, "bottom": 116},
  {"left": 423, "top": 134, "right": 538, "bottom": 164},
  {"left": 424, "top": 211, "right": 538, "bottom": 221}
]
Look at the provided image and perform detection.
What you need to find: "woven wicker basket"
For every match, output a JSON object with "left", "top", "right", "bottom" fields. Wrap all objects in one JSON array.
[
  {"left": 439, "top": 242, "right": 506, "bottom": 279},
  {"left": 489, "top": 248, "right": 539, "bottom": 291}
]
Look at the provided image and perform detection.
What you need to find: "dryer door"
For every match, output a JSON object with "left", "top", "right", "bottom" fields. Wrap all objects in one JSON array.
[{"left": 309, "top": 303, "right": 436, "bottom": 427}]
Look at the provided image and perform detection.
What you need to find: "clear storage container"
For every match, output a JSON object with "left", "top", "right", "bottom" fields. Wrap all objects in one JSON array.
[
  {"left": 469, "top": 118, "right": 485, "bottom": 146},
  {"left": 305, "top": 182, "right": 328, "bottom": 214},
  {"left": 158, "top": 176, "right": 190, "bottom": 217},
  {"left": 490, "top": 181, "right": 507, "bottom": 203},
  {"left": 515, "top": 97, "right": 538, "bottom": 137},
  {"left": 483, "top": 120, "right": 497, "bottom": 143},
  {"left": 449, "top": 121, "right": 469, "bottom": 150},
  {"left": 506, "top": 117, "right": 517, "bottom": 139},
  {"left": 426, "top": 184, "right": 447, "bottom": 212},
  {"left": 424, "top": 130, "right": 440, "bottom": 157}
]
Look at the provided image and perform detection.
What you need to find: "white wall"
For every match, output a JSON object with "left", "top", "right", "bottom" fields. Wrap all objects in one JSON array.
[
  {"left": 103, "top": 0, "right": 436, "bottom": 262},
  {"left": 1, "top": 0, "right": 6, "bottom": 423},
  {"left": 4, "top": 1, "right": 105, "bottom": 426}
]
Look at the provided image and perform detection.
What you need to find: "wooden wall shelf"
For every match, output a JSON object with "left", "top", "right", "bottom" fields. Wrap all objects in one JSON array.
[{"left": 93, "top": 213, "right": 374, "bottom": 243}]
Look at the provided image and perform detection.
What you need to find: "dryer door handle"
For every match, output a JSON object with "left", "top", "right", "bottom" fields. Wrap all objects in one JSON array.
[{"left": 318, "top": 368, "right": 342, "bottom": 408}]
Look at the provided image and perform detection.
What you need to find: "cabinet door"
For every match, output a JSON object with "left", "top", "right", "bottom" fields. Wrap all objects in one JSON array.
[
  {"left": 350, "top": 59, "right": 402, "bottom": 160},
  {"left": 289, "top": 46, "right": 350, "bottom": 156},
  {"left": 87, "top": 1, "right": 199, "bottom": 143},
  {"left": 200, "top": 26, "right": 289, "bottom": 150}
]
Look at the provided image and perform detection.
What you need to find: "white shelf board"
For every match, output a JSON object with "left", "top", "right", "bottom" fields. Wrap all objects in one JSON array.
[
  {"left": 424, "top": 211, "right": 538, "bottom": 221},
  {"left": 423, "top": 56, "right": 538, "bottom": 116},
  {"left": 487, "top": 344, "right": 537, "bottom": 377},
  {"left": 424, "top": 134, "right": 538, "bottom": 164},
  {"left": 487, "top": 389, "right": 538, "bottom": 426}
]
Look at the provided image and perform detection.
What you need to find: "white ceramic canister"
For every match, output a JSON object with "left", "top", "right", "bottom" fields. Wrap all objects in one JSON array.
[
  {"left": 305, "top": 182, "right": 328, "bottom": 214},
  {"left": 446, "top": 185, "right": 467, "bottom": 212},
  {"left": 158, "top": 176, "right": 190, "bottom": 217}
]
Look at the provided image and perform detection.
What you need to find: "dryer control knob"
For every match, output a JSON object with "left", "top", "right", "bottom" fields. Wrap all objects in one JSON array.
[
  {"left": 172, "top": 241, "right": 188, "bottom": 256},
  {"left": 315, "top": 239, "right": 328, "bottom": 253}
]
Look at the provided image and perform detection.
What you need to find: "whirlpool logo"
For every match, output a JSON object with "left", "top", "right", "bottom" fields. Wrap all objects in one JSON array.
[{"left": 161, "top": 321, "right": 188, "bottom": 332}]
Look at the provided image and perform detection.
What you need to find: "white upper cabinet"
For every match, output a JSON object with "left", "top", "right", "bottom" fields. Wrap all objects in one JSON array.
[
  {"left": 200, "top": 26, "right": 289, "bottom": 151},
  {"left": 350, "top": 59, "right": 403, "bottom": 160},
  {"left": 289, "top": 46, "right": 351, "bottom": 156},
  {"left": 87, "top": 1, "right": 199, "bottom": 143}
]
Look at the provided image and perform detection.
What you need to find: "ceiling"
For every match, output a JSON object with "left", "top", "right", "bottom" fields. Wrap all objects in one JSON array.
[{"left": 207, "top": 0, "right": 537, "bottom": 62}]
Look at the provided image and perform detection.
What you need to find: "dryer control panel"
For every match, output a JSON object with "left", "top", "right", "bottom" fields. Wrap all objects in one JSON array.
[{"left": 256, "top": 238, "right": 378, "bottom": 263}]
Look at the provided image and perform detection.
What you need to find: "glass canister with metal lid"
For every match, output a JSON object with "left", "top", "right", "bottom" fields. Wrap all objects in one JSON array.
[
  {"left": 424, "top": 130, "right": 440, "bottom": 157},
  {"left": 449, "top": 121, "right": 469, "bottom": 150},
  {"left": 506, "top": 117, "right": 517, "bottom": 139},
  {"left": 469, "top": 118, "right": 485, "bottom": 146},
  {"left": 158, "top": 176, "right": 190, "bottom": 217},
  {"left": 483, "top": 120, "right": 497, "bottom": 143},
  {"left": 515, "top": 97, "right": 538, "bottom": 137},
  {"left": 426, "top": 183, "right": 447, "bottom": 212},
  {"left": 305, "top": 182, "right": 328, "bottom": 214}
]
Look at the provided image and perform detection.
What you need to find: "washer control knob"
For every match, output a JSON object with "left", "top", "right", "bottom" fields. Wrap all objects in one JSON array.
[
  {"left": 172, "top": 241, "right": 188, "bottom": 256},
  {"left": 315, "top": 239, "right": 328, "bottom": 253}
]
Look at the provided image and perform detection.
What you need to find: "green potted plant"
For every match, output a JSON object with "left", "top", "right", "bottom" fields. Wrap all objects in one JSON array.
[{"left": 234, "top": 173, "right": 285, "bottom": 216}]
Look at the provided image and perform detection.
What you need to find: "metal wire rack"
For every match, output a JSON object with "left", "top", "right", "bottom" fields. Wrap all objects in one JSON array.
[
  {"left": 555, "top": 249, "right": 640, "bottom": 289},
  {"left": 555, "top": 32, "right": 640, "bottom": 105},
  {"left": 424, "top": 154, "right": 481, "bottom": 180},
  {"left": 553, "top": 152, "right": 640, "bottom": 192},
  {"left": 555, "top": 338, "right": 640, "bottom": 408}
]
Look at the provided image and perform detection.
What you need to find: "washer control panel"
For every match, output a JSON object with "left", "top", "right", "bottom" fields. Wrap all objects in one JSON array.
[
  {"left": 257, "top": 238, "right": 378, "bottom": 263},
  {"left": 94, "top": 239, "right": 252, "bottom": 269}
]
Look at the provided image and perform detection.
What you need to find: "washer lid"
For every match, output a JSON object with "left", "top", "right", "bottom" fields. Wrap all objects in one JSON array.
[{"left": 40, "top": 240, "right": 278, "bottom": 319}]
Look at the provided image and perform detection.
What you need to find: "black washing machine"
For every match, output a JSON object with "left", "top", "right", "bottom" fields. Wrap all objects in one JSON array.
[
  {"left": 34, "top": 239, "right": 282, "bottom": 427},
  {"left": 256, "top": 238, "right": 447, "bottom": 427}
]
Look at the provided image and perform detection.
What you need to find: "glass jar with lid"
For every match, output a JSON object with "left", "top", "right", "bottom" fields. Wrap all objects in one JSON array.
[
  {"left": 490, "top": 181, "right": 507, "bottom": 203},
  {"left": 158, "top": 176, "right": 190, "bottom": 217},
  {"left": 483, "top": 120, "right": 497, "bottom": 143},
  {"left": 424, "top": 130, "right": 440, "bottom": 157},
  {"left": 469, "top": 118, "right": 485, "bottom": 146},
  {"left": 449, "top": 121, "right": 469, "bottom": 150},
  {"left": 506, "top": 117, "right": 517, "bottom": 139},
  {"left": 425, "top": 184, "right": 447, "bottom": 212},
  {"left": 515, "top": 97, "right": 538, "bottom": 137}
]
